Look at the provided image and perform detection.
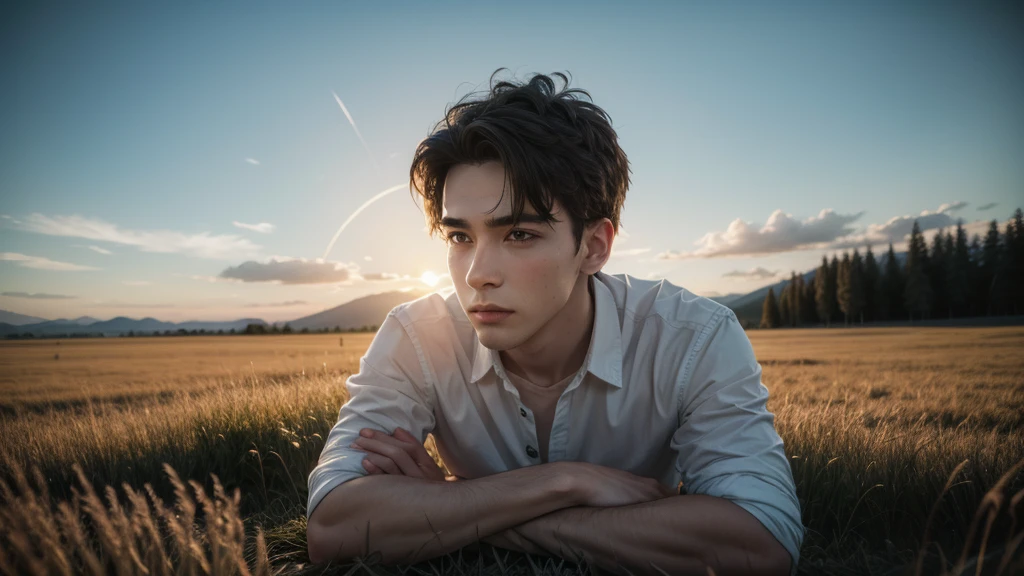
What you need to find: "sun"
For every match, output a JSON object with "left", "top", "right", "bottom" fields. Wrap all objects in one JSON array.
[{"left": 420, "top": 271, "right": 440, "bottom": 286}]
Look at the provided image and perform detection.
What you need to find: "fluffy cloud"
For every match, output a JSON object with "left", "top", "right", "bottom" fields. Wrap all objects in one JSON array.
[
  {"left": 657, "top": 201, "right": 976, "bottom": 259},
  {"left": 360, "top": 272, "right": 403, "bottom": 281},
  {"left": 243, "top": 300, "right": 308, "bottom": 308},
  {"left": 657, "top": 209, "right": 864, "bottom": 259},
  {"left": 71, "top": 244, "right": 113, "bottom": 255},
  {"left": 233, "top": 221, "right": 276, "bottom": 234},
  {"left": 722, "top": 267, "right": 780, "bottom": 280},
  {"left": 829, "top": 201, "right": 969, "bottom": 250},
  {"left": 610, "top": 247, "right": 651, "bottom": 258},
  {"left": 219, "top": 257, "right": 354, "bottom": 284},
  {"left": 0, "top": 252, "right": 100, "bottom": 271},
  {"left": 15, "top": 214, "right": 262, "bottom": 260},
  {"left": 2, "top": 291, "right": 76, "bottom": 299}
]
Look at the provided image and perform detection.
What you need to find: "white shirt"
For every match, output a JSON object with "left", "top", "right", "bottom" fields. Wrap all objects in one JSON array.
[{"left": 307, "top": 270, "right": 804, "bottom": 572}]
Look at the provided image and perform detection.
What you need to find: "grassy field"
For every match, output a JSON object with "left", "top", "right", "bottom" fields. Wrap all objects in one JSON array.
[{"left": 0, "top": 328, "right": 1022, "bottom": 575}]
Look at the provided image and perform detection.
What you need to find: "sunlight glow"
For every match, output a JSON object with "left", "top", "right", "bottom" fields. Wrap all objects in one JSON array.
[{"left": 420, "top": 271, "right": 440, "bottom": 286}]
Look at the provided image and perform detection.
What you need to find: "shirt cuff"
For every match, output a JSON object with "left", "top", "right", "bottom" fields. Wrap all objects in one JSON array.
[{"left": 689, "top": 473, "right": 804, "bottom": 576}]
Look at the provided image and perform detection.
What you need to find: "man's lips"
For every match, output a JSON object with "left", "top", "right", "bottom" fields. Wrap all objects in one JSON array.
[{"left": 471, "top": 310, "right": 514, "bottom": 323}]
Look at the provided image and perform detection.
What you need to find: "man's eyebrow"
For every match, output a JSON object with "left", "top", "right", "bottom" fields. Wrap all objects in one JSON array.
[{"left": 441, "top": 213, "right": 549, "bottom": 229}]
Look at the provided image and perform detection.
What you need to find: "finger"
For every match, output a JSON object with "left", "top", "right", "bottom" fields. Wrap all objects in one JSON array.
[
  {"left": 351, "top": 436, "right": 420, "bottom": 476},
  {"left": 392, "top": 427, "right": 437, "bottom": 467},
  {"left": 359, "top": 428, "right": 420, "bottom": 454},
  {"left": 361, "top": 457, "right": 382, "bottom": 474},
  {"left": 362, "top": 453, "right": 401, "bottom": 475}
]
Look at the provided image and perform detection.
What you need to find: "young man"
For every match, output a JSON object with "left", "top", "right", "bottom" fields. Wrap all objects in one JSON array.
[{"left": 306, "top": 69, "right": 803, "bottom": 575}]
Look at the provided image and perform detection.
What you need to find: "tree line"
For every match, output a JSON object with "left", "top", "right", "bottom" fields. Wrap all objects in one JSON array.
[
  {"left": 760, "top": 208, "right": 1024, "bottom": 328},
  {"left": 3, "top": 324, "right": 381, "bottom": 339}
]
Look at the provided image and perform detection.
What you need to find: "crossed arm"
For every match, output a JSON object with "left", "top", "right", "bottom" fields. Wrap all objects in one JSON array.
[
  {"left": 484, "top": 491, "right": 791, "bottom": 576},
  {"left": 317, "top": 427, "right": 792, "bottom": 576}
]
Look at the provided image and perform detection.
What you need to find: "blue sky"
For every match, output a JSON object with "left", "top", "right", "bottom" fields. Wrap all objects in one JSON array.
[{"left": 1, "top": 1, "right": 1021, "bottom": 322}]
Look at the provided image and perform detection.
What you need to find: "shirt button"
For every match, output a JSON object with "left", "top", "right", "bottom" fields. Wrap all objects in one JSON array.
[
  {"left": 519, "top": 407, "right": 527, "bottom": 417},
  {"left": 526, "top": 445, "right": 538, "bottom": 458}
]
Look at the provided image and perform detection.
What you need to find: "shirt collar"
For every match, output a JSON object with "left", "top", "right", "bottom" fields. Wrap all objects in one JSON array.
[{"left": 469, "top": 272, "right": 624, "bottom": 388}]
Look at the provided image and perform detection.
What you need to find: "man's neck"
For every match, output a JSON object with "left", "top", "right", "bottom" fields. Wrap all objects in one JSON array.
[{"left": 500, "top": 274, "right": 595, "bottom": 388}]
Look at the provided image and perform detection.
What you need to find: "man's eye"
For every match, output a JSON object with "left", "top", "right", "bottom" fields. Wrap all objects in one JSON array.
[
  {"left": 446, "top": 232, "right": 469, "bottom": 244},
  {"left": 508, "top": 230, "right": 536, "bottom": 243}
]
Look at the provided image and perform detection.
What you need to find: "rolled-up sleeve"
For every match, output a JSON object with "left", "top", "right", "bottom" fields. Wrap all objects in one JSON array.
[
  {"left": 671, "top": 310, "right": 804, "bottom": 575},
  {"left": 306, "top": 309, "right": 437, "bottom": 521}
]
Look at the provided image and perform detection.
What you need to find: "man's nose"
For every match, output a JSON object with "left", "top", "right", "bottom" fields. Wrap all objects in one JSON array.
[{"left": 465, "top": 243, "right": 503, "bottom": 289}]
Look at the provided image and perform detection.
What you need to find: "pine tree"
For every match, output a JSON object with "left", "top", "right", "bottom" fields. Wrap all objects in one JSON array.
[
  {"left": 980, "top": 220, "right": 1001, "bottom": 315},
  {"left": 904, "top": 221, "right": 932, "bottom": 320},
  {"left": 1009, "top": 208, "right": 1024, "bottom": 314},
  {"left": 997, "top": 217, "right": 1017, "bottom": 314},
  {"left": 850, "top": 249, "right": 866, "bottom": 324},
  {"left": 968, "top": 234, "right": 983, "bottom": 316},
  {"left": 828, "top": 255, "right": 840, "bottom": 325},
  {"left": 802, "top": 275, "right": 818, "bottom": 325},
  {"left": 881, "top": 243, "right": 903, "bottom": 320},
  {"left": 778, "top": 282, "right": 792, "bottom": 328},
  {"left": 760, "top": 288, "right": 781, "bottom": 329},
  {"left": 947, "top": 221, "right": 970, "bottom": 318},
  {"left": 791, "top": 273, "right": 804, "bottom": 326},
  {"left": 862, "top": 246, "right": 880, "bottom": 322},
  {"left": 815, "top": 256, "right": 835, "bottom": 327},
  {"left": 929, "top": 228, "right": 949, "bottom": 318},
  {"left": 837, "top": 252, "right": 852, "bottom": 325}
]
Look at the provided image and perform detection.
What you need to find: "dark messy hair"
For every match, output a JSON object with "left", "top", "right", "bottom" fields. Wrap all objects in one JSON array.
[{"left": 409, "top": 68, "right": 631, "bottom": 254}]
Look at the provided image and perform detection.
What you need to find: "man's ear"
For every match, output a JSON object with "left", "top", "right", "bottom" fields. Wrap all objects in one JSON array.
[{"left": 580, "top": 218, "right": 614, "bottom": 275}]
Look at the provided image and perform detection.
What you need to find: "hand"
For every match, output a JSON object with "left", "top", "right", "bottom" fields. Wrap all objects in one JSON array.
[
  {"left": 349, "top": 427, "right": 453, "bottom": 482},
  {"left": 560, "top": 461, "right": 677, "bottom": 508}
]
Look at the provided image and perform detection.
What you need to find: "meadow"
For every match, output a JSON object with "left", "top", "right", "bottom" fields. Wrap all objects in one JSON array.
[{"left": 0, "top": 328, "right": 1022, "bottom": 575}]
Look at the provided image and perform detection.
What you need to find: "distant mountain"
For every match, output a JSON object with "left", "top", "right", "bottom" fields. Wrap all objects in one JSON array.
[
  {"left": 725, "top": 250, "right": 907, "bottom": 324},
  {"left": 0, "top": 316, "right": 269, "bottom": 338},
  {"left": 287, "top": 288, "right": 434, "bottom": 331},
  {"left": 0, "top": 287, "right": 440, "bottom": 338},
  {"left": 0, "top": 310, "right": 49, "bottom": 326},
  {"left": 707, "top": 293, "right": 744, "bottom": 306},
  {"left": 70, "top": 316, "right": 100, "bottom": 325}
]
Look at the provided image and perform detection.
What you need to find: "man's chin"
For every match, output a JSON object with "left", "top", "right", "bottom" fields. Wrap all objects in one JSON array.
[{"left": 475, "top": 328, "right": 519, "bottom": 352}]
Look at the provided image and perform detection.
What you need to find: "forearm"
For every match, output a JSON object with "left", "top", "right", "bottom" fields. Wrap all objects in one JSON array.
[
  {"left": 511, "top": 494, "right": 791, "bottom": 576},
  {"left": 307, "top": 462, "right": 577, "bottom": 565}
]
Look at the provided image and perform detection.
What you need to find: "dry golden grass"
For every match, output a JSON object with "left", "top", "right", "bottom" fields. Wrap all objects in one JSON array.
[
  {"left": 0, "top": 327, "right": 1021, "bottom": 575},
  {"left": 0, "top": 333, "right": 374, "bottom": 409}
]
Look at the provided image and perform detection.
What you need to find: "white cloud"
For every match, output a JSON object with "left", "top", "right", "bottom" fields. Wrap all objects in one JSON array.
[
  {"left": 0, "top": 252, "right": 101, "bottom": 271},
  {"left": 243, "top": 300, "right": 308, "bottom": 308},
  {"left": 360, "top": 272, "right": 404, "bottom": 281},
  {"left": 936, "top": 201, "right": 967, "bottom": 213},
  {"left": 16, "top": 214, "right": 262, "bottom": 260},
  {"left": 2, "top": 291, "right": 76, "bottom": 299},
  {"left": 71, "top": 244, "right": 114, "bottom": 255},
  {"left": 233, "top": 221, "right": 276, "bottom": 234},
  {"left": 176, "top": 273, "right": 242, "bottom": 284},
  {"left": 610, "top": 247, "right": 651, "bottom": 258},
  {"left": 364, "top": 255, "right": 373, "bottom": 261},
  {"left": 245, "top": 158, "right": 260, "bottom": 165},
  {"left": 722, "top": 267, "right": 781, "bottom": 280},
  {"left": 219, "top": 257, "right": 355, "bottom": 284},
  {"left": 829, "top": 201, "right": 969, "bottom": 250},
  {"left": 92, "top": 301, "right": 176, "bottom": 309},
  {"left": 658, "top": 208, "right": 864, "bottom": 259}
]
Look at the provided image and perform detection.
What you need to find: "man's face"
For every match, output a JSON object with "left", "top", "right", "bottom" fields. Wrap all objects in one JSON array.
[{"left": 441, "top": 161, "right": 587, "bottom": 351}]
